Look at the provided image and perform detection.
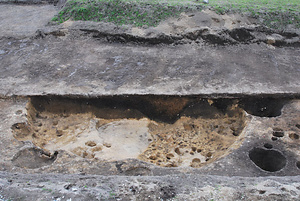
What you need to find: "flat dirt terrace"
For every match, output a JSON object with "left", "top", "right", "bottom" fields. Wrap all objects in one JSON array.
[{"left": 0, "top": 2, "right": 299, "bottom": 201}]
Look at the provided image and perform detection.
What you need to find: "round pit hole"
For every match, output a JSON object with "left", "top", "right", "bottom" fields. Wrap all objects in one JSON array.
[
  {"left": 271, "top": 137, "right": 278, "bottom": 141},
  {"left": 249, "top": 147, "right": 286, "bottom": 172},
  {"left": 85, "top": 141, "right": 97, "bottom": 147},
  {"left": 289, "top": 133, "right": 299, "bottom": 140},
  {"left": 192, "top": 158, "right": 201, "bottom": 163},
  {"left": 264, "top": 143, "right": 273, "bottom": 149},
  {"left": 206, "top": 152, "right": 212, "bottom": 157}
]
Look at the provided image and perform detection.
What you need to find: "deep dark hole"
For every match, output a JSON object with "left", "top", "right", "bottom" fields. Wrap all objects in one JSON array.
[
  {"left": 271, "top": 137, "right": 278, "bottom": 141},
  {"left": 264, "top": 143, "right": 273, "bottom": 149},
  {"left": 249, "top": 147, "right": 286, "bottom": 172},
  {"left": 259, "top": 190, "right": 266, "bottom": 194},
  {"left": 239, "top": 97, "right": 287, "bottom": 117},
  {"left": 229, "top": 28, "right": 254, "bottom": 42},
  {"left": 273, "top": 128, "right": 284, "bottom": 137},
  {"left": 296, "top": 161, "right": 300, "bottom": 169}
]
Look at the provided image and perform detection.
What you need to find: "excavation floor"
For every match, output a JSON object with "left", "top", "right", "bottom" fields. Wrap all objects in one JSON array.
[
  {"left": 1, "top": 96, "right": 299, "bottom": 176},
  {"left": 0, "top": 3, "right": 299, "bottom": 201},
  {"left": 0, "top": 96, "right": 300, "bottom": 201},
  {"left": 0, "top": 36, "right": 299, "bottom": 96}
]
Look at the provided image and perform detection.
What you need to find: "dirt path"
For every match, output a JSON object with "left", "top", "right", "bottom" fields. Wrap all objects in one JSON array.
[{"left": 0, "top": 4, "right": 57, "bottom": 38}]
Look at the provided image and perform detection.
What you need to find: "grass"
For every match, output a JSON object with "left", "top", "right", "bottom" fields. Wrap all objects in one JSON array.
[
  {"left": 52, "top": 0, "right": 192, "bottom": 27},
  {"left": 208, "top": 0, "right": 300, "bottom": 29},
  {"left": 52, "top": 0, "right": 300, "bottom": 29}
]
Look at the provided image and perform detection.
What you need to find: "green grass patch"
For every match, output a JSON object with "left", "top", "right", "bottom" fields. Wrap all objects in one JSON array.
[
  {"left": 52, "top": 0, "right": 300, "bottom": 29},
  {"left": 52, "top": 0, "right": 197, "bottom": 27},
  {"left": 208, "top": 0, "right": 300, "bottom": 29}
]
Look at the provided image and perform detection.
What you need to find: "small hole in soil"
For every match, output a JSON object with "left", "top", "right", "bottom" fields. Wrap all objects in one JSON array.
[
  {"left": 103, "top": 143, "right": 111, "bottom": 148},
  {"left": 271, "top": 137, "right": 278, "bottom": 141},
  {"left": 264, "top": 143, "right": 273, "bottom": 149},
  {"left": 149, "top": 155, "right": 157, "bottom": 160},
  {"left": 192, "top": 158, "right": 201, "bottom": 163},
  {"left": 289, "top": 133, "right": 299, "bottom": 140},
  {"left": 273, "top": 128, "right": 284, "bottom": 137},
  {"left": 85, "top": 141, "right": 97, "bottom": 147},
  {"left": 296, "top": 124, "right": 300, "bottom": 129},
  {"left": 296, "top": 161, "right": 300, "bottom": 169},
  {"left": 166, "top": 153, "right": 174, "bottom": 160},
  {"left": 15, "top": 110, "right": 23, "bottom": 115},
  {"left": 206, "top": 152, "right": 212, "bottom": 157},
  {"left": 249, "top": 147, "right": 286, "bottom": 172},
  {"left": 259, "top": 190, "right": 266, "bottom": 194},
  {"left": 174, "top": 148, "right": 181, "bottom": 155},
  {"left": 232, "top": 131, "right": 239, "bottom": 136}
]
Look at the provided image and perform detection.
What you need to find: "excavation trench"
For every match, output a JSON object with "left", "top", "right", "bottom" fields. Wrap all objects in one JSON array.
[{"left": 11, "top": 95, "right": 289, "bottom": 168}]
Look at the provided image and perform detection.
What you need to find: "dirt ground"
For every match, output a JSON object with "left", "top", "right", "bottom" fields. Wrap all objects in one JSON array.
[{"left": 0, "top": 3, "right": 299, "bottom": 201}]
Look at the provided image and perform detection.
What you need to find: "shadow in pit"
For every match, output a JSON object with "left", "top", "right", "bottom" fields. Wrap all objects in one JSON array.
[
  {"left": 29, "top": 95, "right": 245, "bottom": 124},
  {"left": 239, "top": 97, "right": 289, "bottom": 117},
  {"left": 243, "top": 140, "right": 300, "bottom": 176},
  {"left": 249, "top": 147, "right": 287, "bottom": 172}
]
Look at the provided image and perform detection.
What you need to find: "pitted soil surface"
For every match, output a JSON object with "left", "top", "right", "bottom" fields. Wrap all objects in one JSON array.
[{"left": 12, "top": 97, "right": 245, "bottom": 168}]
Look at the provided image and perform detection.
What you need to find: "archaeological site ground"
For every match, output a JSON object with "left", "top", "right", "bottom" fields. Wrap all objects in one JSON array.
[{"left": 0, "top": 0, "right": 299, "bottom": 200}]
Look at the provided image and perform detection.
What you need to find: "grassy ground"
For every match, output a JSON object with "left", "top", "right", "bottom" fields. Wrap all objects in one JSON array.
[
  {"left": 52, "top": 0, "right": 300, "bottom": 29},
  {"left": 209, "top": 0, "right": 300, "bottom": 29}
]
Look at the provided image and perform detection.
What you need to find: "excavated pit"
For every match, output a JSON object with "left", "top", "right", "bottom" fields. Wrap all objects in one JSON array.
[
  {"left": 249, "top": 147, "right": 287, "bottom": 172},
  {"left": 11, "top": 95, "right": 250, "bottom": 168}
]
